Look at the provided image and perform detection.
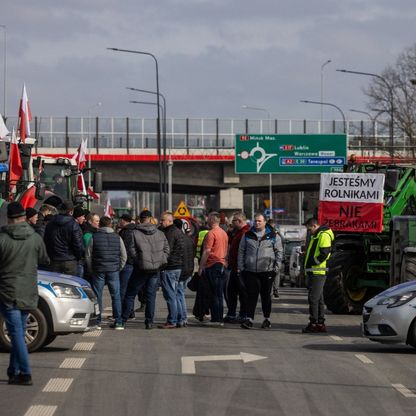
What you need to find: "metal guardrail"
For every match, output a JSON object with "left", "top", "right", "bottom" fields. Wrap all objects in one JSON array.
[{"left": 4, "top": 116, "right": 408, "bottom": 156}]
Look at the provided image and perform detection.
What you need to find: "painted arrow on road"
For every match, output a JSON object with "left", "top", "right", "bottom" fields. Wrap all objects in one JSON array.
[{"left": 181, "top": 352, "right": 267, "bottom": 374}]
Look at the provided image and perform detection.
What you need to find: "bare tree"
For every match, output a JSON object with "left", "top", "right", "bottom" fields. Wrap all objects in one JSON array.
[{"left": 364, "top": 44, "right": 416, "bottom": 157}]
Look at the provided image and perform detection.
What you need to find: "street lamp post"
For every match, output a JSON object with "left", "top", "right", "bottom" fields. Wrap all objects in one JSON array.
[
  {"left": 87, "top": 102, "right": 102, "bottom": 204},
  {"left": 0, "top": 25, "right": 6, "bottom": 118},
  {"left": 320, "top": 59, "right": 332, "bottom": 123},
  {"left": 337, "top": 69, "right": 394, "bottom": 158},
  {"left": 107, "top": 47, "right": 164, "bottom": 212},
  {"left": 241, "top": 104, "right": 273, "bottom": 219},
  {"left": 300, "top": 100, "right": 346, "bottom": 134},
  {"left": 127, "top": 86, "right": 168, "bottom": 209}
]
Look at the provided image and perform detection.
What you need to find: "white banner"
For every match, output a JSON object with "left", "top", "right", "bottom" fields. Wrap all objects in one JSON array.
[{"left": 319, "top": 173, "right": 385, "bottom": 203}]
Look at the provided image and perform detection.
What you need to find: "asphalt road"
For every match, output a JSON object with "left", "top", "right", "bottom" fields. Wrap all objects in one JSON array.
[{"left": 1, "top": 287, "right": 416, "bottom": 416}]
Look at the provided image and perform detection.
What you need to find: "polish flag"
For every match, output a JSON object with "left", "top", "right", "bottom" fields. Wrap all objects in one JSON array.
[
  {"left": 18, "top": 84, "right": 32, "bottom": 143},
  {"left": 104, "top": 197, "right": 114, "bottom": 217},
  {"left": 77, "top": 173, "right": 86, "bottom": 194},
  {"left": 72, "top": 138, "right": 88, "bottom": 170},
  {"left": 9, "top": 129, "right": 23, "bottom": 194},
  {"left": 87, "top": 186, "right": 99, "bottom": 200}
]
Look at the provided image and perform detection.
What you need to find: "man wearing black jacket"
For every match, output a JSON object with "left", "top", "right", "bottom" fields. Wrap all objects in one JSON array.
[
  {"left": 44, "top": 201, "right": 83, "bottom": 276},
  {"left": 159, "top": 212, "right": 184, "bottom": 329}
]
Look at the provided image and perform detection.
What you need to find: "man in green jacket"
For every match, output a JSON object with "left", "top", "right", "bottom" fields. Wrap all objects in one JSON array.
[{"left": 0, "top": 202, "right": 50, "bottom": 385}]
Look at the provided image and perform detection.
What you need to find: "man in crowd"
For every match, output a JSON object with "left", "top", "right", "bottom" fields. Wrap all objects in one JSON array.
[
  {"left": 86, "top": 216, "right": 127, "bottom": 330},
  {"left": 83, "top": 213, "right": 100, "bottom": 248},
  {"left": 0, "top": 202, "right": 49, "bottom": 385},
  {"left": 118, "top": 213, "right": 137, "bottom": 308},
  {"left": 159, "top": 211, "right": 184, "bottom": 329},
  {"left": 25, "top": 208, "right": 38, "bottom": 228},
  {"left": 73, "top": 206, "right": 86, "bottom": 227},
  {"left": 34, "top": 204, "right": 57, "bottom": 238},
  {"left": 44, "top": 201, "right": 83, "bottom": 276},
  {"left": 238, "top": 213, "right": 283, "bottom": 329},
  {"left": 122, "top": 210, "right": 169, "bottom": 329},
  {"left": 302, "top": 218, "right": 334, "bottom": 333},
  {"left": 224, "top": 211, "right": 250, "bottom": 324},
  {"left": 174, "top": 219, "right": 195, "bottom": 328},
  {"left": 198, "top": 212, "right": 228, "bottom": 326}
]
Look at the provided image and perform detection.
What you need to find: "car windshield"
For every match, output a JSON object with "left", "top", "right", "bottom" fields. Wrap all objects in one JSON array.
[{"left": 35, "top": 163, "right": 71, "bottom": 199}]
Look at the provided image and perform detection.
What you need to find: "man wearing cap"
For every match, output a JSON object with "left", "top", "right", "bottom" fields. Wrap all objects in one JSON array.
[
  {"left": 44, "top": 200, "right": 84, "bottom": 276},
  {"left": 73, "top": 206, "right": 87, "bottom": 278},
  {"left": 25, "top": 208, "right": 38, "bottom": 228},
  {"left": 0, "top": 202, "right": 49, "bottom": 385},
  {"left": 122, "top": 210, "right": 169, "bottom": 329}
]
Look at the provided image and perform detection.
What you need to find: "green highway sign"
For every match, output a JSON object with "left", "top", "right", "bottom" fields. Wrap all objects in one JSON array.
[{"left": 235, "top": 134, "right": 347, "bottom": 174}]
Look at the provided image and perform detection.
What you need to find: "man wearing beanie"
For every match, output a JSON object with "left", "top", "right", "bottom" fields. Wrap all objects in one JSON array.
[
  {"left": 0, "top": 202, "right": 49, "bottom": 385},
  {"left": 25, "top": 208, "right": 38, "bottom": 227}
]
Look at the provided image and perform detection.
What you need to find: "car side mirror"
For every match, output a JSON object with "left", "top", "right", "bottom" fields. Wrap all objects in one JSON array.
[
  {"left": 94, "top": 172, "right": 102, "bottom": 193},
  {"left": 35, "top": 182, "right": 46, "bottom": 200}
]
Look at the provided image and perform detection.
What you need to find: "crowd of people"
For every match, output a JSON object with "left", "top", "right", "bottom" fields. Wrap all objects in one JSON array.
[{"left": 0, "top": 199, "right": 334, "bottom": 385}]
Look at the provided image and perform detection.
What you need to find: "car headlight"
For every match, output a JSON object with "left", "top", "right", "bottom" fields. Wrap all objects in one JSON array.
[
  {"left": 377, "top": 291, "right": 416, "bottom": 308},
  {"left": 51, "top": 283, "right": 82, "bottom": 299}
]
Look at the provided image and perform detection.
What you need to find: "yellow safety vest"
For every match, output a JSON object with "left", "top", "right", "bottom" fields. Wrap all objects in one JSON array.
[
  {"left": 304, "top": 229, "right": 334, "bottom": 275},
  {"left": 196, "top": 230, "right": 209, "bottom": 259}
]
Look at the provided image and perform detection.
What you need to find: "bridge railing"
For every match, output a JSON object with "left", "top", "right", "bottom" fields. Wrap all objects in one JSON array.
[{"left": 5, "top": 116, "right": 411, "bottom": 157}]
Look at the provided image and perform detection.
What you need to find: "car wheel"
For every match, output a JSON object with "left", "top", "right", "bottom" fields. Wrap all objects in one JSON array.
[
  {"left": 0, "top": 308, "right": 49, "bottom": 353},
  {"left": 407, "top": 318, "right": 416, "bottom": 348}
]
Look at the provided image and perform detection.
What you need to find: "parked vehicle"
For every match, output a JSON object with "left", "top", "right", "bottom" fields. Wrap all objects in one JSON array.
[
  {"left": 362, "top": 279, "right": 416, "bottom": 348},
  {"left": 289, "top": 245, "right": 306, "bottom": 287},
  {"left": 0, "top": 270, "right": 98, "bottom": 352}
]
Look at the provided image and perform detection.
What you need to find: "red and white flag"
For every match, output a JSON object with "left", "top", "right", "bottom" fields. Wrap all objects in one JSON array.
[
  {"left": 72, "top": 138, "right": 88, "bottom": 170},
  {"left": 104, "top": 197, "right": 114, "bottom": 217},
  {"left": 9, "top": 128, "right": 23, "bottom": 194},
  {"left": 87, "top": 186, "right": 99, "bottom": 200},
  {"left": 18, "top": 83, "right": 32, "bottom": 143}
]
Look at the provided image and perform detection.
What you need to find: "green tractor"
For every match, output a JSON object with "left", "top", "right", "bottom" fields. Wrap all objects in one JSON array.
[{"left": 323, "top": 164, "right": 416, "bottom": 314}]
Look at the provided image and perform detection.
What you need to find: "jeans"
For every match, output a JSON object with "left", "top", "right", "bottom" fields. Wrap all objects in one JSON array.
[
  {"left": 92, "top": 271, "right": 122, "bottom": 325},
  {"left": 119, "top": 263, "right": 134, "bottom": 306},
  {"left": 307, "top": 274, "right": 327, "bottom": 324},
  {"left": 205, "top": 263, "right": 225, "bottom": 322},
  {"left": 122, "top": 270, "right": 160, "bottom": 324},
  {"left": 76, "top": 262, "right": 84, "bottom": 279},
  {"left": 0, "top": 302, "right": 31, "bottom": 377},
  {"left": 177, "top": 278, "right": 190, "bottom": 325},
  {"left": 160, "top": 269, "right": 181, "bottom": 325}
]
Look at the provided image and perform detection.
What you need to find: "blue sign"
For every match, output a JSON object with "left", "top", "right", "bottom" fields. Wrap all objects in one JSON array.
[
  {"left": 0, "top": 163, "right": 9, "bottom": 172},
  {"left": 279, "top": 157, "right": 345, "bottom": 167}
]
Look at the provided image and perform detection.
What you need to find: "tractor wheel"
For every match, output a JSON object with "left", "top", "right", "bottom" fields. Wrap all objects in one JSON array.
[
  {"left": 400, "top": 252, "right": 416, "bottom": 282},
  {"left": 324, "top": 251, "right": 367, "bottom": 314}
]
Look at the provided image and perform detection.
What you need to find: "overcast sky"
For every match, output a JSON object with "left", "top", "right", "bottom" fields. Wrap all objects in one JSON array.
[{"left": 2, "top": 0, "right": 416, "bottom": 122}]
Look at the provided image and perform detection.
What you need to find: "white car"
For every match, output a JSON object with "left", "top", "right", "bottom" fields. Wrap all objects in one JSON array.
[
  {"left": 0, "top": 270, "right": 98, "bottom": 352},
  {"left": 362, "top": 280, "right": 416, "bottom": 348}
]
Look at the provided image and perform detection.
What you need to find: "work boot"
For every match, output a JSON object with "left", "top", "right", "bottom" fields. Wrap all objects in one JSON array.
[
  {"left": 261, "top": 318, "right": 271, "bottom": 329},
  {"left": 316, "top": 323, "right": 327, "bottom": 333},
  {"left": 302, "top": 323, "right": 318, "bottom": 333}
]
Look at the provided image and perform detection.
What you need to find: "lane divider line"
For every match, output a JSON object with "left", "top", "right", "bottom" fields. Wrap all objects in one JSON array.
[
  {"left": 42, "top": 378, "right": 73, "bottom": 393},
  {"left": 59, "top": 358, "right": 86, "bottom": 369},
  {"left": 83, "top": 329, "right": 102, "bottom": 337},
  {"left": 392, "top": 384, "right": 416, "bottom": 398},
  {"left": 330, "top": 335, "right": 343, "bottom": 341},
  {"left": 73, "top": 342, "right": 95, "bottom": 351},
  {"left": 24, "top": 405, "right": 58, "bottom": 416},
  {"left": 355, "top": 354, "right": 374, "bottom": 364}
]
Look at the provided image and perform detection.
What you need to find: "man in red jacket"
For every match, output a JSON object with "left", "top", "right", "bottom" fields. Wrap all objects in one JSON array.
[{"left": 224, "top": 211, "right": 250, "bottom": 323}]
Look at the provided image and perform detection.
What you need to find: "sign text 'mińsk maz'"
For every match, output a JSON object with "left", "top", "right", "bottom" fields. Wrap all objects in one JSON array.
[{"left": 318, "top": 173, "right": 385, "bottom": 233}]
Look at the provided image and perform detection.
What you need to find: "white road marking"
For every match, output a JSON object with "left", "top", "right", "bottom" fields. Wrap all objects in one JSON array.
[
  {"left": 83, "top": 329, "right": 102, "bottom": 337},
  {"left": 73, "top": 342, "right": 95, "bottom": 351},
  {"left": 392, "top": 384, "right": 416, "bottom": 398},
  {"left": 42, "top": 378, "right": 73, "bottom": 393},
  {"left": 355, "top": 354, "right": 374, "bottom": 364},
  {"left": 24, "top": 406, "right": 57, "bottom": 416},
  {"left": 292, "top": 310, "right": 302, "bottom": 314},
  {"left": 330, "top": 335, "right": 343, "bottom": 341},
  {"left": 59, "top": 358, "right": 86, "bottom": 369},
  {"left": 182, "top": 352, "right": 267, "bottom": 374}
]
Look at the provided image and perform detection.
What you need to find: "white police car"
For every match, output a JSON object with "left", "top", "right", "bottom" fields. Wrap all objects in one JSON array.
[{"left": 0, "top": 270, "right": 98, "bottom": 352}]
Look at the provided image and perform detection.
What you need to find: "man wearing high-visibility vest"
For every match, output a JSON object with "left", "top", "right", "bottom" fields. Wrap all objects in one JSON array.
[{"left": 302, "top": 218, "right": 334, "bottom": 333}]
